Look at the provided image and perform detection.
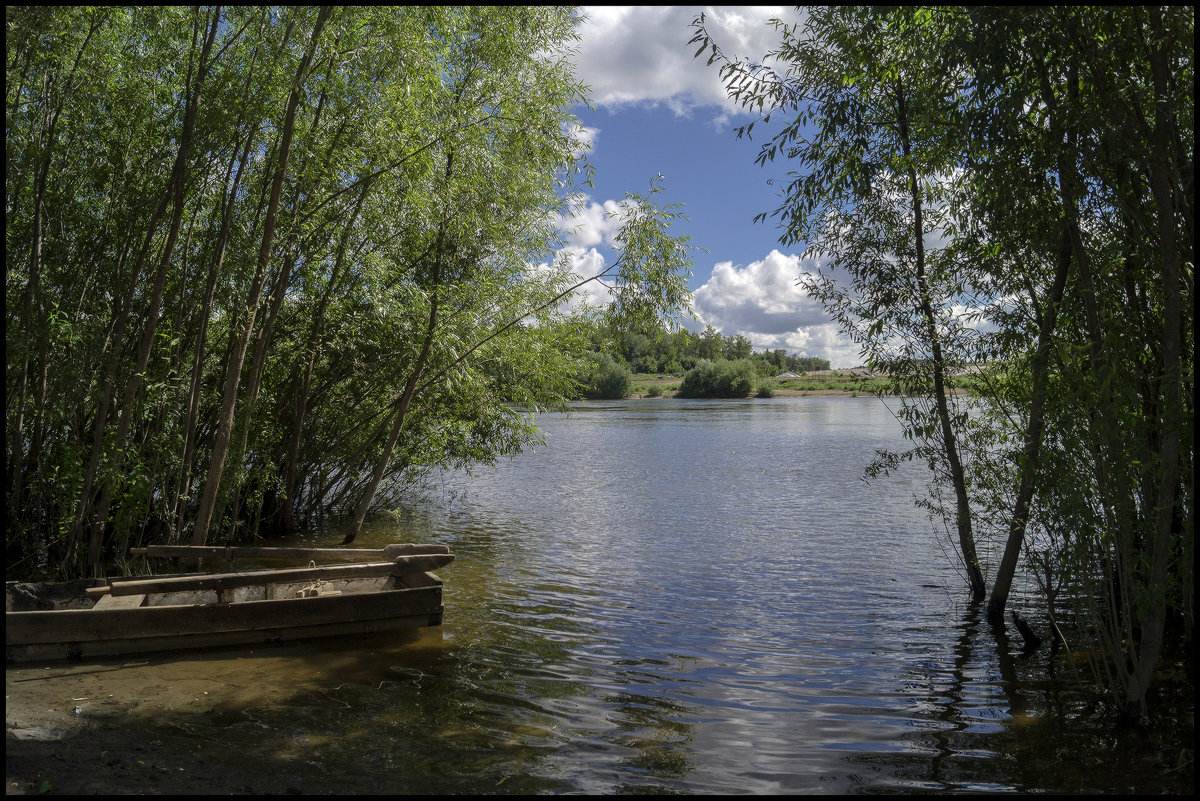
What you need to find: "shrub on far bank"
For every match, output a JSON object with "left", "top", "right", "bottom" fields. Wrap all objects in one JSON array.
[
  {"left": 677, "top": 358, "right": 758, "bottom": 398},
  {"left": 577, "top": 352, "right": 631, "bottom": 399}
]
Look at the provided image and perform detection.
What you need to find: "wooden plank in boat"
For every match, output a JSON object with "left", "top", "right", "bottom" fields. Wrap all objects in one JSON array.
[
  {"left": 92, "top": 593, "right": 146, "bottom": 610},
  {"left": 129, "top": 543, "right": 449, "bottom": 561},
  {"left": 7, "top": 607, "right": 444, "bottom": 662},
  {"left": 87, "top": 553, "right": 454, "bottom": 598}
]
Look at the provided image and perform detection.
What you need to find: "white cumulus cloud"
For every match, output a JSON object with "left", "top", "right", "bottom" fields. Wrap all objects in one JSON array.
[
  {"left": 574, "top": 6, "right": 797, "bottom": 117},
  {"left": 690, "top": 250, "right": 863, "bottom": 367},
  {"left": 559, "top": 245, "right": 617, "bottom": 312},
  {"left": 560, "top": 197, "right": 623, "bottom": 249},
  {"left": 532, "top": 196, "right": 625, "bottom": 315},
  {"left": 549, "top": 203, "right": 867, "bottom": 367}
]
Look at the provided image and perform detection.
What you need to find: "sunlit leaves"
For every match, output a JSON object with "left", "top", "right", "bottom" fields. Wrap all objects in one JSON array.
[
  {"left": 7, "top": 6, "right": 668, "bottom": 572},
  {"left": 600, "top": 176, "right": 696, "bottom": 331}
]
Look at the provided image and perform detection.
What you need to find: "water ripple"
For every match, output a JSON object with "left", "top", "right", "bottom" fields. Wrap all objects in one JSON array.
[{"left": 253, "top": 398, "right": 1181, "bottom": 795}]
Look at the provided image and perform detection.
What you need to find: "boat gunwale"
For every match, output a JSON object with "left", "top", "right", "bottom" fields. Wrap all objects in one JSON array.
[{"left": 5, "top": 571, "right": 446, "bottom": 662}]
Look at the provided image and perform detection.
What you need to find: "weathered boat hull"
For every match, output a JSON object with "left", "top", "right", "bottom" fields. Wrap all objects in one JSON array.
[{"left": 5, "top": 572, "right": 444, "bottom": 663}]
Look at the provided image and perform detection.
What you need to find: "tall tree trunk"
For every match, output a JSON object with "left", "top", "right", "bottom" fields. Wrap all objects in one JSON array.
[
  {"left": 61, "top": 246, "right": 139, "bottom": 575},
  {"left": 86, "top": 7, "right": 220, "bottom": 574},
  {"left": 191, "top": 6, "right": 332, "bottom": 547},
  {"left": 222, "top": 249, "right": 299, "bottom": 536},
  {"left": 1037, "top": 51, "right": 1146, "bottom": 709},
  {"left": 9, "top": 16, "right": 102, "bottom": 536},
  {"left": 896, "top": 79, "right": 986, "bottom": 602},
  {"left": 342, "top": 150, "right": 454, "bottom": 543},
  {"left": 172, "top": 131, "right": 256, "bottom": 535},
  {"left": 985, "top": 236, "right": 1072, "bottom": 623},
  {"left": 1123, "top": 8, "right": 1185, "bottom": 719},
  {"left": 171, "top": 31, "right": 266, "bottom": 537},
  {"left": 342, "top": 282, "right": 440, "bottom": 543},
  {"left": 279, "top": 187, "right": 369, "bottom": 531}
]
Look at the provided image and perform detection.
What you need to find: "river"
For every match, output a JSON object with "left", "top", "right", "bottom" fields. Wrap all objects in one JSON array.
[{"left": 5, "top": 398, "right": 1189, "bottom": 794}]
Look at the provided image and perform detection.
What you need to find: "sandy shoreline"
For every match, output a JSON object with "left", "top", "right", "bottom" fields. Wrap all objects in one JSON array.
[
  {"left": 6, "top": 635, "right": 427, "bottom": 795},
  {"left": 6, "top": 654, "right": 290, "bottom": 794}
]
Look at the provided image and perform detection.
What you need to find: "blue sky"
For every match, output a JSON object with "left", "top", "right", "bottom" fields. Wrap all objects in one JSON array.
[{"left": 552, "top": 6, "right": 863, "bottom": 368}]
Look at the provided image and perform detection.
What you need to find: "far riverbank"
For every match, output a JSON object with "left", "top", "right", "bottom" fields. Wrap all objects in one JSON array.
[
  {"left": 628, "top": 388, "right": 971, "bottom": 398},
  {"left": 625, "top": 369, "right": 979, "bottom": 400},
  {"left": 628, "top": 388, "right": 891, "bottom": 398}
]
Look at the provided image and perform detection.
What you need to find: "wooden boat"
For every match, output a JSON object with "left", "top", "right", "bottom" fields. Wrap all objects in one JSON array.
[{"left": 5, "top": 543, "right": 453, "bottom": 663}]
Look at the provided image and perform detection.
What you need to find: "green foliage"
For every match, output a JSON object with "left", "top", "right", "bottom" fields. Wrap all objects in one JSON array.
[
  {"left": 677, "top": 359, "right": 758, "bottom": 398},
  {"left": 602, "top": 175, "right": 697, "bottom": 332},
  {"left": 6, "top": 6, "right": 693, "bottom": 575},
  {"left": 575, "top": 352, "right": 632, "bottom": 400},
  {"left": 693, "top": 5, "right": 1194, "bottom": 718},
  {"left": 580, "top": 319, "right": 828, "bottom": 378}
]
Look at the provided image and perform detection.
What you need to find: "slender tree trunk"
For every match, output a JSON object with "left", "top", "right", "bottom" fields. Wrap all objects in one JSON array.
[
  {"left": 279, "top": 187, "right": 368, "bottom": 531},
  {"left": 172, "top": 40, "right": 265, "bottom": 536},
  {"left": 1041, "top": 53, "right": 1141, "bottom": 610},
  {"left": 1123, "top": 8, "right": 1184, "bottom": 719},
  {"left": 14, "top": 75, "right": 57, "bottom": 558},
  {"left": 222, "top": 250, "right": 299, "bottom": 536},
  {"left": 9, "top": 17, "right": 102, "bottom": 534},
  {"left": 985, "top": 237, "right": 1072, "bottom": 623},
  {"left": 86, "top": 8, "right": 220, "bottom": 574},
  {"left": 342, "top": 150, "right": 453, "bottom": 544},
  {"left": 1037, "top": 52, "right": 1148, "bottom": 709},
  {"left": 895, "top": 79, "right": 986, "bottom": 602},
  {"left": 342, "top": 284, "right": 440, "bottom": 543},
  {"left": 191, "top": 6, "right": 332, "bottom": 547},
  {"left": 61, "top": 245, "right": 139, "bottom": 575},
  {"left": 172, "top": 143, "right": 252, "bottom": 534}
]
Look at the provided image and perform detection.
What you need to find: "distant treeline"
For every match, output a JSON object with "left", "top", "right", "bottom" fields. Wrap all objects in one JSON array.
[
  {"left": 585, "top": 323, "right": 829, "bottom": 377},
  {"left": 572, "top": 322, "right": 830, "bottom": 400}
]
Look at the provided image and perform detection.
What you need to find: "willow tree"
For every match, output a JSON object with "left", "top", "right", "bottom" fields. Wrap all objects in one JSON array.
[
  {"left": 692, "top": 5, "right": 1192, "bottom": 719},
  {"left": 6, "top": 6, "right": 694, "bottom": 576},
  {"left": 963, "top": 5, "right": 1193, "bottom": 720}
]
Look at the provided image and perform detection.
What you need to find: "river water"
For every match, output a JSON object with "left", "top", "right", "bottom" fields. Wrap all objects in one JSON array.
[{"left": 6, "top": 398, "right": 1189, "bottom": 794}]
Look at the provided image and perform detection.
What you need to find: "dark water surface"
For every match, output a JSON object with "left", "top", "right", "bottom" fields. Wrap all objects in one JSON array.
[{"left": 7, "top": 399, "right": 1189, "bottom": 794}]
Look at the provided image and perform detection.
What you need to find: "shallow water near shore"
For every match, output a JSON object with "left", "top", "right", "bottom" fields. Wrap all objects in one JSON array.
[{"left": 6, "top": 398, "right": 1192, "bottom": 794}]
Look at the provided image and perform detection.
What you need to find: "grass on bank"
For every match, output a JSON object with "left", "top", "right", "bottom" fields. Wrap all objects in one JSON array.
[
  {"left": 626, "top": 371, "right": 983, "bottom": 398},
  {"left": 628, "top": 372, "right": 882, "bottom": 397}
]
